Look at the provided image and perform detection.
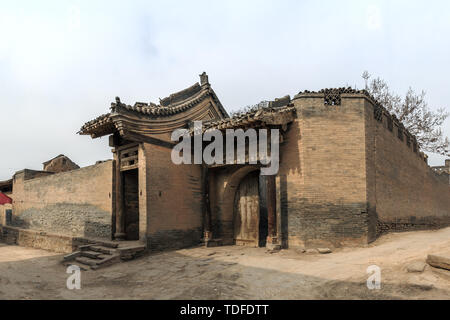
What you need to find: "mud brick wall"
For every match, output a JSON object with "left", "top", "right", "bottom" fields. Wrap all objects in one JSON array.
[
  {"left": 364, "top": 99, "right": 450, "bottom": 235},
  {"left": 142, "top": 143, "right": 203, "bottom": 251},
  {"left": 11, "top": 161, "right": 113, "bottom": 239},
  {"left": 279, "top": 95, "right": 370, "bottom": 248}
]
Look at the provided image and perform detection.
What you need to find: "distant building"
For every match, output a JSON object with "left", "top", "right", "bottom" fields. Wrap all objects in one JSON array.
[{"left": 42, "top": 154, "right": 80, "bottom": 173}]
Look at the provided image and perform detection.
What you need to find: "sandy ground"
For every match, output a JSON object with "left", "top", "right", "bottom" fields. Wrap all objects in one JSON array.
[{"left": 0, "top": 227, "right": 449, "bottom": 300}]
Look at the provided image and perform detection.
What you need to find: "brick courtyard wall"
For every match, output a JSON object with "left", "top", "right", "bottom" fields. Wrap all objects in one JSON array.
[
  {"left": 143, "top": 143, "right": 203, "bottom": 251},
  {"left": 10, "top": 161, "right": 113, "bottom": 239},
  {"left": 280, "top": 94, "right": 370, "bottom": 248},
  {"left": 364, "top": 98, "right": 450, "bottom": 235}
]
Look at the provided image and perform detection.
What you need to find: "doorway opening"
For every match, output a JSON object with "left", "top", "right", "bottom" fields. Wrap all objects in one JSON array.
[{"left": 123, "top": 168, "right": 139, "bottom": 240}]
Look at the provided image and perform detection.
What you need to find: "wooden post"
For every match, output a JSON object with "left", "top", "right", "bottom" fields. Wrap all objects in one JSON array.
[
  {"left": 266, "top": 174, "right": 277, "bottom": 244},
  {"left": 114, "top": 152, "right": 126, "bottom": 240},
  {"left": 202, "top": 165, "right": 212, "bottom": 242}
]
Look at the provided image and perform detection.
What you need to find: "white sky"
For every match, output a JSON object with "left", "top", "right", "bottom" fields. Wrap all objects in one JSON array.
[{"left": 1, "top": 0, "right": 449, "bottom": 180}]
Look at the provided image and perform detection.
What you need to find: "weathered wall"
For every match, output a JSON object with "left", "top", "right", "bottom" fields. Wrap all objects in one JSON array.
[
  {"left": 11, "top": 161, "right": 113, "bottom": 239},
  {"left": 143, "top": 143, "right": 203, "bottom": 251},
  {"left": 364, "top": 98, "right": 450, "bottom": 234},
  {"left": 279, "top": 94, "right": 370, "bottom": 248}
]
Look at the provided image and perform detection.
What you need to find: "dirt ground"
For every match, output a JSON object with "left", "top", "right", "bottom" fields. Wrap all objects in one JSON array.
[{"left": 0, "top": 227, "right": 449, "bottom": 300}]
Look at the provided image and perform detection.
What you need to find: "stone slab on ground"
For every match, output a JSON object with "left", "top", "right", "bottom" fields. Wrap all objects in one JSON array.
[
  {"left": 427, "top": 254, "right": 450, "bottom": 271},
  {"left": 406, "top": 261, "right": 427, "bottom": 273},
  {"left": 317, "top": 248, "right": 332, "bottom": 254}
]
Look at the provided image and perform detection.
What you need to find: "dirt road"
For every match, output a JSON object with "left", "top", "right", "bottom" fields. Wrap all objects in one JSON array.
[{"left": 0, "top": 227, "right": 449, "bottom": 299}]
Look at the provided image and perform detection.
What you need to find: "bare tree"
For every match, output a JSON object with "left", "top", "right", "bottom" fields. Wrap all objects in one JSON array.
[
  {"left": 229, "top": 100, "right": 270, "bottom": 118},
  {"left": 362, "top": 71, "right": 450, "bottom": 156}
]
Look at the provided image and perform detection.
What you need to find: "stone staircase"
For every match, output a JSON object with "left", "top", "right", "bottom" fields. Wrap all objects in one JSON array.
[{"left": 63, "top": 240, "right": 146, "bottom": 270}]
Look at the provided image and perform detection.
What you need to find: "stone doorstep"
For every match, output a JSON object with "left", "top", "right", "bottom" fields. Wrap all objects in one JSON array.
[
  {"left": 95, "top": 240, "right": 119, "bottom": 249},
  {"left": 426, "top": 254, "right": 450, "bottom": 271},
  {"left": 75, "top": 237, "right": 119, "bottom": 248},
  {"left": 203, "top": 238, "right": 223, "bottom": 247},
  {"left": 266, "top": 243, "right": 281, "bottom": 251},
  {"left": 117, "top": 245, "right": 146, "bottom": 261},
  {"left": 117, "top": 245, "right": 146, "bottom": 255}
]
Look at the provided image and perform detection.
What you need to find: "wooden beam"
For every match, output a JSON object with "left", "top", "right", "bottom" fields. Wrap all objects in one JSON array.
[{"left": 124, "top": 132, "right": 177, "bottom": 150}]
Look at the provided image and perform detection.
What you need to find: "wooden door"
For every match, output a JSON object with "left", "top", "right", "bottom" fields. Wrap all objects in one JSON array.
[
  {"left": 123, "top": 168, "right": 139, "bottom": 240},
  {"left": 233, "top": 172, "right": 260, "bottom": 246}
]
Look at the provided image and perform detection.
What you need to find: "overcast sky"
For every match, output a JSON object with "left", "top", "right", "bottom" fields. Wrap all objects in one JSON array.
[{"left": 1, "top": 0, "right": 449, "bottom": 180}]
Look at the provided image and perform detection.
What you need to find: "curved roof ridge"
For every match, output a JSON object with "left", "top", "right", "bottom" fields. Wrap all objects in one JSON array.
[{"left": 159, "top": 82, "right": 202, "bottom": 107}]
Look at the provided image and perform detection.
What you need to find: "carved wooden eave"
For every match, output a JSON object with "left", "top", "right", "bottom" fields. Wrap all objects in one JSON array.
[{"left": 77, "top": 74, "right": 228, "bottom": 140}]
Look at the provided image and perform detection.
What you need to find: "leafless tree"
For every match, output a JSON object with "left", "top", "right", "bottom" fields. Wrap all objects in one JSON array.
[
  {"left": 229, "top": 101, "right": 270, "bottom": 118},
  {"left": 362, "top": 71, "right": 450, "bottom": 156}
]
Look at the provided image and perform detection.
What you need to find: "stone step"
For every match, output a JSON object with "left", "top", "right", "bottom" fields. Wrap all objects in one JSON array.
[
  {"left": 91, "top": 255, "right": 121, "bottom": 270},
  {"left": 75, "top": 256, "right": 101, "bottom": 266},
  {"left": 92, "top": 240, "right": 119, "bottom": 248},
  {"left": 81, "top": 250, "right": 103, "bottom": 259},
  {"left": 97, "top": 254, "right": 120, "bottom": 266},
  {"left": 63, "top": 251, "right": 81, "bottom": 261},
  {"left": 75, "top": 237, "right": 119, "bottom": 248},
  {"left": 78, "top": 245, "right": 92, "bottom": 251},
  {"left": 89, "top": 245, "right": 117, "bottom": 255}
]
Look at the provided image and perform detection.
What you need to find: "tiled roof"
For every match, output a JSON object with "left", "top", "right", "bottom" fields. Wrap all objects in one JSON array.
[
  {"left": 78, "top": 77, "right": 228, "bottom": 136},
  {"left": 110, "top": 85, "right": 211, "bottom": 116},
  {"left": 78, "top": 113, "right": 113, "bottom": 136},
  {"left": 192, "top": 104, "right": 296, "bottom": 134}
]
